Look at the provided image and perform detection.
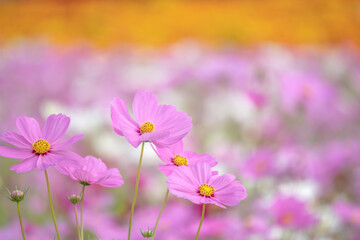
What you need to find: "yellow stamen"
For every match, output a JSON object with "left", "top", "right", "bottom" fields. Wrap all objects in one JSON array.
[
  {"left": 32, "top": 139, "right": 51, "bottom": 154},
  {"left": 199, "top": 184, "right": 215, "bottom": 197},
  {"left": 173, "top": 155, "right": 188, "bottom": 166},
  {"left": 140, "top": 122, "right": 155, "bottom": 134}
]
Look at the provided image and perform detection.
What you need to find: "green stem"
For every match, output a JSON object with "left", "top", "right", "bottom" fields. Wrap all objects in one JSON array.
[
  {"left": 80, "top": 185, "right": 86, "bottom": 240},
  {"left": 194, "top": 204, "right": 206, "bottom": 240},
  {"left": 17, "top": 202, "right": 26, "bottom": 240},
  {"left": 74, "top": 204, "right": 80, "bottom": 240},
  {"left": 45, "top": 170, "right": 61, "bottom": 240},
  {"left": 152, "top": 189, "right": 169, "bottom": 240},
  {"left": 128, "top": 141, "right": 145, "bottom": 240}
]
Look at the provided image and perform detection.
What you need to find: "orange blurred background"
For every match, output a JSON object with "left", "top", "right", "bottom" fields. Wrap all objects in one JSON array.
[{"left": 0, "top": 0, "right": 359, "bottom": 48}]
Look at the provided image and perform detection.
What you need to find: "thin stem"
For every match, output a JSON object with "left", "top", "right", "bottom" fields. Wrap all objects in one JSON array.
[
  {"left": 152, "top": 189, "right": 169, "bottom": 240},
  {"left": 17, "top": 202, "right": 26, "bottom": 240},
  {"left": 74, "top": 204, "right": 80, "bottom": 240},
  {"left": 194, "top": 204, "right": 206, "bottom": 240},
  {"left": 45, "top": 170, "right": 61, "bottom": 240},
  {"left": 80, "top": 185, "right": 86, "bottom": 240},
  {"left": 128, "top": 141, "right": 145, "bottom": 240}
]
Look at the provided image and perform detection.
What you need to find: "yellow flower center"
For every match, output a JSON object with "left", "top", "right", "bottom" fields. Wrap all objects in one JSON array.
[
  {"left": 32, "top": 139, "right": 51, "bottom": 154},
  {"left": 199, "top": 184, "right": 215, "bottom": 197},
  {"left": 173, "top": 155, "right": 188, "bottom": 166},
  {"left": 140, "top": 122, "right": 155, "bottom": 134}
]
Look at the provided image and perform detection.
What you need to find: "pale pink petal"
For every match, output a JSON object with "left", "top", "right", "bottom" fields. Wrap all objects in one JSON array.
[
  {"left": 42, "top": 114, "right": 70, "bottom": 143},
  {"left": 151, "top": 105, "right": 192, "bottom": 147},
  {"left": 52, "top": 134, "right": 84, "bottom": 150},
  {"left": 16, "top": 116, "right": 42, "bottom": 143},
  {"left": 9, "top": 155, "right": 38, "bottom": 173},
  {"left": 169, "top": 141, "right": 184, "bottom": 154},
  {"left": 132, "top": 91, "right": 159, "bottom": 124},
  {"left": 51, "top": 150, "right": 84, "bottom": 168},
  {"left": 1, "top": 131, "right": 31, "bottom": 148},
  {"left": 83, "top": 156, "right": 107, "bottom": 172},
  {"left": 36, "top": 155, "right": 48, "bottom": 170},
  {"left": 158, "top": 164, "right": 176, "bottom": 176},
  {"left": 190, "top": 162, "right": 212, "bottom": 184},
  {"left": 209, "top": 174, "right": 236, "bottom": 191},
  {"left": 167, "top": 165, "right": 200, "bottom": 194},
  {"left": 139, "top": 130, "right": 170, "bottom": 143},
  {"left": 97, "top": 168, "right": 124, "bottom": 187},
  {"left": 111, "top": 97, "right": 141, "bottom": 147},
  {"left": 213, "top": 181, "right": 247, "bottom": 207},
  {"left": 187, "top": 152, "right": 217, "bottom": 167},
  {"left": 155, "top": 146, "right": 174, "bottom": 163},
  {"left": 0, "top": 146, "right": 33, "bottom": 159}
]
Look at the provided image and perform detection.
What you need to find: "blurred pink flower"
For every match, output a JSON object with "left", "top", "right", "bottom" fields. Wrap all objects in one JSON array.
[
  {"left": 334, "top": 201, "right": 360, "bottom": 227},
  {"left": 242, "top": 148, "right": 276, "bottom": 179},
  {"left": 0, "top": 114, "right": 83, "bottom": 172},
  {"left": 57, "top": 155, "right": 124, "bottom": 187},
  {"left": 271, "top": 196, "right": 317, "bottom": 230},
  {"left": 167, "top": 162, "right": 247, "bottom": 208},
  {"left": 110, "top": 90, "right": 192, "bottom": 148},
  {"left": 155, "top": 140, "right": 217, "bottom": 176}
]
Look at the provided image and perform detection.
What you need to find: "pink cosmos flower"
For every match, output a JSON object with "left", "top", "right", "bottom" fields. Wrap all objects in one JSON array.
[
  {"left": 271, "top": 196, "right": 317, "bottom": 230},
  {"left": 110, "top": 91, "right": 192, "bottom": 148},
  {"left": 167, "top": 162, "right": 247, "bottom": 208},
  {"left": 154, "top": 140, "right": 217, "bottom": 176},
  {"left": 0, "top": 114, "right": 83, "bottom": 173},
  {"left": 56, "top": 155, "right": 124, "bottom": 187}
]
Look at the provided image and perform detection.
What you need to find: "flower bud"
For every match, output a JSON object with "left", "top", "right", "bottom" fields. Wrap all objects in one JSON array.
[
  {"left": 10, "top": 190, "right": 24, "bottom": 202},
  {"left": 140, "top": 228, "right": 154, "bottom": 238},
  {"left": 68, "top": 194, "right": 82, "bottom": 204}
]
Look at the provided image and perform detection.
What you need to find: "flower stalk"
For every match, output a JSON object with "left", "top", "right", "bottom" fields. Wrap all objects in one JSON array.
[
  {"left": 17, "top": 201, "right": 26, "bottom": 240},
  {"left": 80, "top": 184, "right": 86, "bottom": 240},
  {"left": 45, "top": 170, "right": 61, "bottom": 240},
  {"left": 152, "top": 189, "right": 169, "bottom": 240},
  {"left": 128, "top": 141, "right": 145, "bottom": 240},
  {"left": 194, "top": 204, "right": 206, "bottom": 240}
]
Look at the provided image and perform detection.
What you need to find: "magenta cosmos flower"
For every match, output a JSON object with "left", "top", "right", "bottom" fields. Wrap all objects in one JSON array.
[
  {"left": 155, "top": 140, "right": 217, "bottom": 176},
  {"left": 110, "top": 91, "right": 192, "bottom": 148},
  {"left": 167, "top": 162, "right": 247, "bottom": 208},
  {"left": 57, "top": 155, "right": 124, "bottom": 187},
  {"left": 0, "top": 114, "right": 83, "bottom": 173},
  {"left": 271, "top": 196, "right": 317, "bottom": 229}
]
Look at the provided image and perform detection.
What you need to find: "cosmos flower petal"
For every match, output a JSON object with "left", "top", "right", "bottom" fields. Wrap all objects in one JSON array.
[
  {"left": 132, "top": 91, "right": 159, "bottom": 124},
  {"left": 213, "top": 181, "right": 247, "bottom": 206},
  {"left": 42, "top": 114, "right": 70, "bottom": 143},
  {"left": 52, "top": 134, "right": 84, "bottom": 150},
  {"left": 154, "top": 145, "right": 174, "bottom": 163},
  {"left": 167, "top": 166, "right": 200, "bottom": 193},
  {"left": 83, "top": 155, "right": 107, "bottom": 172},
  {"left": 1, "top": 131, "right": 31, "bottom": 148},
  {"left": 139, "top": 130, "right": 170, "bottom": 143},
  {"left": 191, "top": 162, "right": 212, "bottom": 184},
  {"left": 36, "top": 155, "right": 49, "bottom": 170},
  {"left": 9, "top": 155, "right": 38, "bottom": 173},
  {"left": 0, "top": 146, "right": 33, "bottom": 159},
  {"left": 158, "top": 164, "right": 176, "bottom": 176},
  {"left": 186, "top": 152, "right": 217, "bottom": 167},
  {"left": 209, "top": 174, "right": 237, "bottom": 191},
  {"left": 170, "top": 140, "right": 184, "bottom": 154},
  {"left": 16, "top": 116, "right": 42, "bottom": 143},
  {"left": 97, "top": 168, "right": 124, "bottom": 187},
  {"left": 111, "top": 97, "right": 141, "bottom": 147},
  {"left": 52, "top": 150, "right": 84, "bottom": 168}
]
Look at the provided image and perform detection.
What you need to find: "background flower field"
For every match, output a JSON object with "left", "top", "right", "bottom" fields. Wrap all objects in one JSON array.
[{"left": 0, "top": 1, "right": 360, "bottom": 239}]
